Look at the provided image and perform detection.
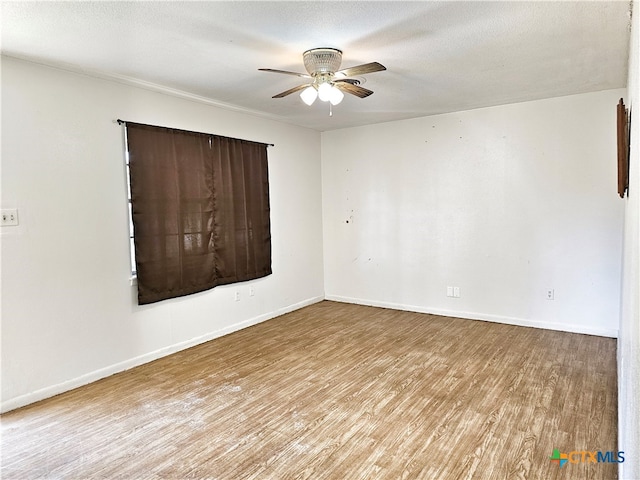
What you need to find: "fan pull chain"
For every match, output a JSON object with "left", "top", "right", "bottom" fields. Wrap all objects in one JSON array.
[{"left": 329, "top": 102, "right": 333, "bottom": 117}]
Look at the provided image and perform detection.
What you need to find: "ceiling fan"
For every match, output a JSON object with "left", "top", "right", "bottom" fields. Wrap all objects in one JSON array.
[{"left": 259, "top": 48, "right": 386, "bottom": 108}]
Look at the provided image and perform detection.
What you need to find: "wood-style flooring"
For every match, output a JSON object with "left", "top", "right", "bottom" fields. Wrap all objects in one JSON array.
[{"left": 1, "top": 301, "right": 618, "bottom": 479}]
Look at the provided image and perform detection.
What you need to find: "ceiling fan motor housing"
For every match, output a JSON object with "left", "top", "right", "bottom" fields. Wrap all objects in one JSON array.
[{"left": 303, "top": 48, "right": 343, "bottom": 76}]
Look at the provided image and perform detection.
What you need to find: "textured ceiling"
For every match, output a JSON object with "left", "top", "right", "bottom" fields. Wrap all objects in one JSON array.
[{"left": 1, "top": 1, "right": 632, "bottom": 131}]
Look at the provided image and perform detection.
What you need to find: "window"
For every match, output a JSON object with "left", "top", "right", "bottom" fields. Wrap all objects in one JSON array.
[
  {"left": 123, "top": 122, "right": 272, "bottom": 305},
  {"left": 124, "top": 140, "right": 137, "bottom": 277}
]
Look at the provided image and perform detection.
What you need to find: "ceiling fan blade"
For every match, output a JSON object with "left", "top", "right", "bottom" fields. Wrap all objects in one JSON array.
[
  {"left": 334, "top": 78, "right": 361, "bottom": 85},
  {"left": 272, "top": 84, "right": 310, "bottom": 98},
  {"left": 259, "top": 68, "right": 311, "bottom": 79},
  {"left": 336, "top": 62, "right": 386, "bottom": 77},
  {"left": 334, "top": 82, "right": 374, "bottom": 98}
]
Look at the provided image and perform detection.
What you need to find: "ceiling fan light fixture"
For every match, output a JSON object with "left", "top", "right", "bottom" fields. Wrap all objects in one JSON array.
[
  {"left": 318, "top": 82, "right": 333, "bottom": 102},
  {"left": 329, "top": 86, "right": 344, "bottom": 105},
  {"left": 260, "top": 48, "right": 385, "bottom": 108},
  {"left": 300, "top": 86, "right": 318, "bottom": 105},
  {"left": 303, "top": 48, "right": 343, "bottom": 75}
]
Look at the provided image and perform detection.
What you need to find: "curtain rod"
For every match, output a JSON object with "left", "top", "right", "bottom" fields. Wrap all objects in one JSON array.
[{"left": 116, "top": 119, "right": 274, "bottom": 147}]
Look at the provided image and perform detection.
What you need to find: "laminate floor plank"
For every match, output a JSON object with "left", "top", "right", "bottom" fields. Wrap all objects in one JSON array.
[{"left": 1, "top": 301, "right": 617, "bottom": 479}]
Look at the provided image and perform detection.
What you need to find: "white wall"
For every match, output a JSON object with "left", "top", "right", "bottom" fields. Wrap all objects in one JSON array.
[
  {"left": 0, "top": 56, "right": 324, "bottom": 412},
  {"left": 322, "top": 90, "right": 625, "bottom": 337},
  {"left": 618, "top": 0, "right": 640, "bottom": 477}
]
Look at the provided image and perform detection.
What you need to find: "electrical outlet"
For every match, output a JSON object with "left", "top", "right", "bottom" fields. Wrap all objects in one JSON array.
[
  {"left": 234, "top": 291, "right": 240, "bottom": 302},
  {"left": 453, "top": 287, "right": 460, "bottom": 298},
  {"left": 547, "top": 289, "right": 555, "bottom": 300},
  {"left": 1, "top": 209, "right": 19, "bottom": 227},
  {"left": 249, "top": 287, "right": 255, "bottom": 297}
]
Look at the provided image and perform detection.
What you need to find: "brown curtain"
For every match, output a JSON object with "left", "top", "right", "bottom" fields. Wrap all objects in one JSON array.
[{"left": 126, "top": 122, "right": 271, "bottom": 305}]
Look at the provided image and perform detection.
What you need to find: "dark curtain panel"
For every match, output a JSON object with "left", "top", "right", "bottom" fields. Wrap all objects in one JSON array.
[
  {"left": 126, "top": 123, "right": 271, "bottom": 305},
  {"left": 211, "top": 137, "right": 272, "bottom": 285}
]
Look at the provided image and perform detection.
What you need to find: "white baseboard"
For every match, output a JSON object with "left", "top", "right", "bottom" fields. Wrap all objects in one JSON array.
[
  {"left": 1, "top": 296, "right": 324, "bottom": 414},
  {"left": 325, "top": 295, "right": 618, "bottom": 338}
]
